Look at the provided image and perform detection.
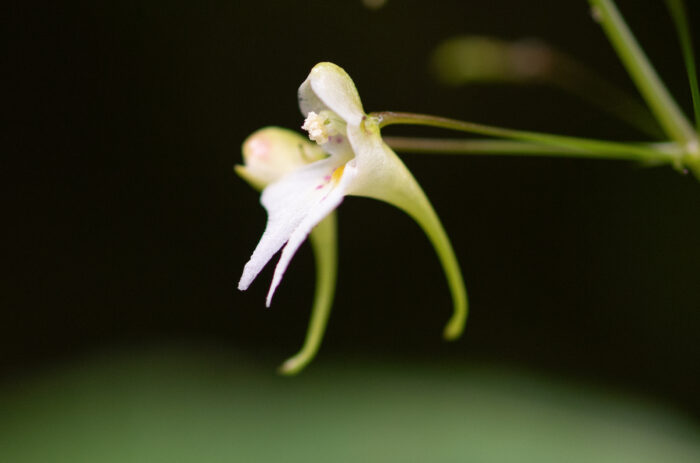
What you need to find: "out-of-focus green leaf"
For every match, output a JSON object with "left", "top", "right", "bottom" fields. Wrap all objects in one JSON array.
[{"left": 1, "top": 347, "right": 699, "bottom": 463}]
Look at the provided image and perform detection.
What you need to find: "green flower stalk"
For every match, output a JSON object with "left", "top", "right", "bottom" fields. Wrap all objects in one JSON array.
[
  {"left": 431, "top": 35, "right": 662, "bottom": 137},
  {"left": 237, "top": 63, "right": 468, "bottom": 374}
]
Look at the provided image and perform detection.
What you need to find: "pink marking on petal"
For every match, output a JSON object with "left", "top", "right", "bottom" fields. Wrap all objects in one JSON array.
[{"left": 248, "top": 138, "right": 269, "bottom": 159}]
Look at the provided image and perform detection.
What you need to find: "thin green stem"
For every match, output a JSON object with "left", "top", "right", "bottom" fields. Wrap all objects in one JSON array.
[
  {"left": 589, "top": 0, "right": 696, "bottom": 146},
  {"left": 384, "top": 136, "right": 679, "bottom": 161},
  {"left": 373, "top": 111, "right": 679, "bottom": 163},
  {"left": 665, "top": 0, "right": 700, "bottom": 132},
  {"left": 278, "top": 212, "right": 337, "bottom": 375}
]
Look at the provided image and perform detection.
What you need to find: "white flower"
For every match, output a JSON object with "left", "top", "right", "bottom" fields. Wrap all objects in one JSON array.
[{"left": 238, "top": 62, "right": 468, "bottom": 372}]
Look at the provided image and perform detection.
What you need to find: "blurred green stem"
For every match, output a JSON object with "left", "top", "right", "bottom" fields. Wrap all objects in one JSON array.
[
  {"left": 589, "top": 0, "right": 697, "bottom": 147},
  {"left": 665, "top": 0, "right": 700, "bottom": 132}
]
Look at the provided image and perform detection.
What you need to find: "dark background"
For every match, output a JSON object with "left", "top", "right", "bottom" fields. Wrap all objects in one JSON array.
[{"left": 5, "top": 0, "right": 700, "bottom": 418}]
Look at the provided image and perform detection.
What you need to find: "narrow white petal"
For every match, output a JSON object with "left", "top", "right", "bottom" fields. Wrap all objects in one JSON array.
[
  {"left": 238, "top": 156, "right": 345, "bottom": 291},
  {"left": 265, "top": 181, "right": 348, "bottom": 307},
  {"left": 298, "top": 62, "right": 365, "bottom": 126}
]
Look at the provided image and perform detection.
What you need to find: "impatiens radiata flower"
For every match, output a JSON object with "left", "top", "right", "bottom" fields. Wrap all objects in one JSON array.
[{"left": 238, "top": 62, "right": 468, "bottom": 374}]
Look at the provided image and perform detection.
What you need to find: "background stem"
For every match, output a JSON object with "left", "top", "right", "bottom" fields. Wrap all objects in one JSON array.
[
  {"left": 589, "top": 0, "right": 697, "bottom": 146},
  {"left": 665, "top": 0, "right": 700, "bottom": 132}
]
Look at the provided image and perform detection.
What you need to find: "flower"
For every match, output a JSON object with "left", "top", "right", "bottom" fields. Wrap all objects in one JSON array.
[{"left": 237, "top": 62, "right": 467, "bottom": 373}]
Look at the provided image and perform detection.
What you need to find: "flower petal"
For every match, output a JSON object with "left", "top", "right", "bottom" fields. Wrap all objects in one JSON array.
[
  {"left": 265, "top": 173, "right": 350, "bottom": 306},
  {"left": 298, "top": 62, "right": 365, "bottom": 126},
  {"left": 238, "top": 155, "right": 348, "bottom": 295}
]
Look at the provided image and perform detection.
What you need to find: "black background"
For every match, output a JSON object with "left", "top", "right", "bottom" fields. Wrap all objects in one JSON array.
[{"left": 5, "top": 1, "right": 700, "bottom": 417}]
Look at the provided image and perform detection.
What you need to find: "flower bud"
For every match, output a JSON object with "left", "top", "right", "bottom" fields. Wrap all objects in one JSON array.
[{"left": 236, "top": 127, "right": 326, "bottom": 191}]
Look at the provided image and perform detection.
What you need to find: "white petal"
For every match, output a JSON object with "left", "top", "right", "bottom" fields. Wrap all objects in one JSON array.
[
  {"left": 265, "top": 163, "right": 356, "bottom": 305},
  {"left": 298, "top": 62, "right": 365, "bottom": 126},
  {"left": 238, "top": 156, "right": 347, "bottom": 293},
  {"left": 265, "top": 180, "right": 348, "bottom": 306}
]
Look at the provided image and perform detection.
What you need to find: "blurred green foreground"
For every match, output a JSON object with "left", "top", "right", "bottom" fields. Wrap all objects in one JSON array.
[{"left": 1, "top": 347, "right": 698, "bottom": 463}]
